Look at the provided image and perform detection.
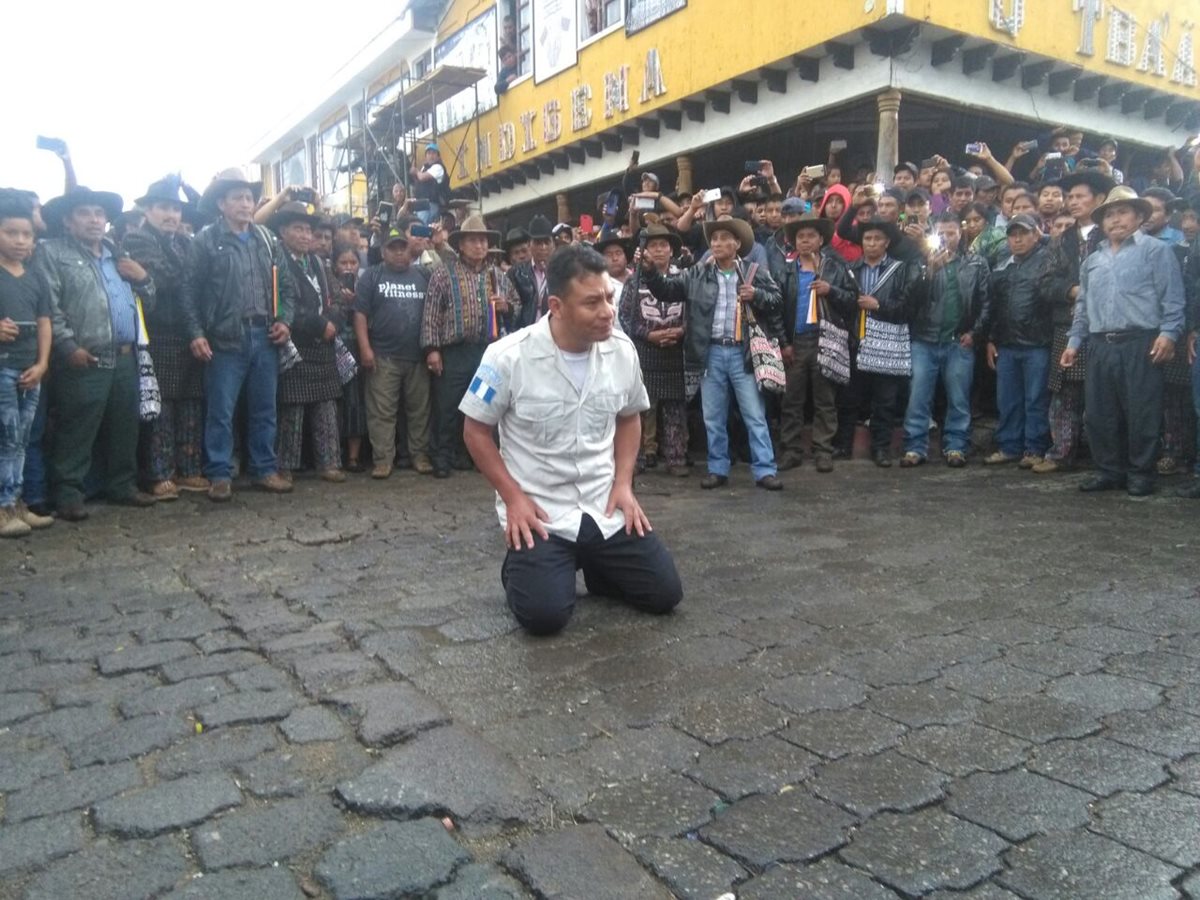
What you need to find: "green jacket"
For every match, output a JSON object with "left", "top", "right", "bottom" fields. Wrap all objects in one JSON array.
[{"left": 32, "top": 237, "right": 156, "bottom": 368}]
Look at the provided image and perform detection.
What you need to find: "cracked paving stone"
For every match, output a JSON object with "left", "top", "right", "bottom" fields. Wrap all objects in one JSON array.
[
  {"left": 865, "top": 683, "right": 980, "bottom": 727},
  {"left": 1170, "top": 756, "right": 1200, "bottom": 796},
  {"left": 999, "top": 829, "right": 1181, "bottom": 900},
  {"left": 579, "top": 772, "right": 718, "bottom": 841},
  {"left": 698, "top": 791, "right": 858, "bottom": 868},
  {"left": 336, "top": 724, "right": 539, "bottom": 824},
  {"left": 435, "top": 863, "right": 531, "bottom": 900},
  {"left": 0, "top": 745, "right": 67, "bottom": 792},
  {"left": 685, "top": 735, "right": 819, "bottom": 800},
  {"left": 936, "top": 660, "right": 1048, "bottom": 700},
  {"left": 737, "top": 858, "right": 901, "bottom": 900},
  {"left": 1046, "top": 672, "right": 1163, "bottom": 714},
  {"left": 975, "top": 695, "right": 1100, "bottom": 743},
  {"left": 0, "top": 690, "right": 49, "bottom": 726},
  {"left": 840, "top": 808, "right": 1008, "bottom": 895},
  {"left": 1100, "top": 649, "right": 1200, "bottom": 686},
  {"left": 117, "top": 676, "right": 227, "bottom": 717},
  {"left": 291, "top": 651, "right": 383, "bottom": 697},
  {"left": 316, "top": 819, "right": 470, "bottom": 899},
  {"left": 193, "top": 794, "right": 344, "bottom": 869},
  {"left": 1060, "top": 624, "right": 1160, "bottom": 655},
  {"left": 160, "top": 650, "right": 263, "bottom": 683},
  {"left": 502, "top": 823, "right": 673, "bottom": 900},
  {"left": 162, "top": 868, "right": 307, "bottom": 900},
  {"left": 13, "top": 703, "right": 117, "bottom": 745},
  {"left": 155, "top": 725, "right": 279, "bottom": 778},
  {"left": 1183, "top": 871, "right": 1200, "bottom": 899},
  {"left": 1104, "top": 706, "right": 1200, "bottom": 758},
  {"left": 23, "top": 835, "right": 190, "bottom": 900},
  {"left": 573, "top": 725, "right": 708, "bottom": 782},
  {"left": 97, "top": 640, "right": 197, "bottom": 675},
  {"left": 67, "top": 712, "right": 192, "bottom": 766},
  {"left": 1091, "top": 789, "right": 1200, "bottom": 868},
  {"left": 135, "top": 609, "right": 229, "bottom": 643},
  {"left": 6, "top": 760, "right": 143, "bottom": 821},
  {"left": 630, "top": 836, "right": 746, "bottom": 900},
  {"left": 279, "top": 705, "right": 346, "bottom": 743},
  {"left": 671, "top": 693, "right": 787, "bottom": 745},
  {"left": 5, "top": 662, "right": 97, "bottom": 692},
  {"left": 262, "top": 622, "right": 345, "bottom": 656},
  {"left": 1027, "top": 736, "right": 1169, "bottom": 796},
  {"left": 52, "top": 671, "right": 160, "bottom": 708},
  {"left": 780, "top": 708, "right": 907, "bottom": 759},
  {"left": 227, "top": 664, "right": 294, "bottom": 692},
  {"left": 761, "top": 672, "right": 866, "bottom": 714},
  {"left": 946, "top": 769, "right": 1094, "bottom": 841},
  {"left": 897, "top": 723, "right": 1029, "bottom": 777},
  {"left": 1002, "top": 642, "right": 1105, "bottom": 677},
  {"left": 811, "top": 749, "right": 947, "bottom": 816},
  {"left": 197, "top": 688, "right": 301, "bottom": 728},
  {"left": 1169, "top": 682, "right": 1200, "bottom": 716},
  {"left": 0, "top": 812, "right": 86, "bottom": 875},
  {"left": 329, "top": 681, "right": 449, "bottom": 747},
  {"left": 194, "top": 630, "right": 254, "bottom": 655},
  {"left": 925, "top": 886, "right": 1025, "bottom": 900},
  {"left": 93, "top": 772, "right": 244, "bottom": 838}
]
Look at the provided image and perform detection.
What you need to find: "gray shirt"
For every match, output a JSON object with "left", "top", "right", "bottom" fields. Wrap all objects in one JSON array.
[
  {"left": 711, "top": 269, "right": 739, "bottom": 341},
  {"left": 1067, "top": 230, "right": 1185, "bottom": 350}
]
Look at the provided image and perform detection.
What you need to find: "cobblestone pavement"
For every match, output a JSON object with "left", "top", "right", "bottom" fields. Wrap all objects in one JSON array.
[{"left": 1, "top": 460, "right": 1199, "bottom": 900}]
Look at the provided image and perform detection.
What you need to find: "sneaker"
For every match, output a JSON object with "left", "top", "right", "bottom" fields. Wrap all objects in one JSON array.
[
  {"left": 58, "top": 502, "right": 88, "bottom": 522},
  {"left": 413, "top": 454, "right": 434, "bottom": 475},
  {"left": 899, "top": 452, "right": 925, "bottom": 468},
  {"left": 150, "top": 480, "right": 180, "bottom": 501},
  {"left": 1157, "top": 457, "right": 1179, "bottom": 476},
  {"left": 15, "top": 501, "right": 53, "bottom": 529},
  {"left": 945, "top": 451, "right": 967, "bottom": 468},
  {"left": 815, "top": 455, "right": 834, "bottom": 473},
  {"left": 700, "top": 474, "right": 728, "bottom": 489},
  {"left": 0, "top": 507, "right": 32, "bottom": 538},
  {"left": 1079, "top": 474, "right": 1126, "bottom": 492},
  {"left": 319, "top": 468, "right": 347, "bottom": 483},
  {"left": 1018, "top": 453, "right": 1043, "bottom": 469},
  {"left": 1031, "top": 458, "right": 1062, "bottom": 474},
  {"left": 756, "top": 475, "right": 784, "bottom": 491},
  {"left": 254, "top": 473, "right": 294, "bottom": 494},
  {"left": 873, "top": 451, "right": 892, "bottom": 468},
  {"left": 371, "top": 464, "right": 393, "bottom": 480},
  {"left": 176, "top": 475, "right": 211, "bottom": 492},
  {"left": 984, "top": 451, "right": 1019, "bottom": 465},
  {"left": 208, "top": 480, "right": 232, "bottom": 502}
]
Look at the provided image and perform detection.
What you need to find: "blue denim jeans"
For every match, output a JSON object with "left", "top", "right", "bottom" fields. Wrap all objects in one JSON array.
[
  {"left": 204, "top": 326, "right": 279, "bottom": 481},
  {"left": 904, "top": 340, "right": 975, "bottom": 457},
  {"left": 994, "top": 344, "right": 1050, "bottom": 456},
  {"left": 414, "top": 203, "right": 441, "bottom": 226},
  {"left": 0, "top": 369, "right": 40, "bottom": 508},
  {"left": 700, "top": 344, "right": 776, "bottom": 480},
  {"left": 20, "top": 384, "right": 47, "bottom": 506}
]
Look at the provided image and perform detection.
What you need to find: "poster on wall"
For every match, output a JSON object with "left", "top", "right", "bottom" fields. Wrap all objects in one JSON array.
[
  {"left": 281, "top": 146, "right": 309, "bottom": 190},
  {"left": 434, "top": 8, "right": 498, "bottom": 134},
  {"left": 533, "top": 0, "right": 578, "bottom": 84},
  {"left": 625, "top": 0, "right": 685, "bottom": 35}
]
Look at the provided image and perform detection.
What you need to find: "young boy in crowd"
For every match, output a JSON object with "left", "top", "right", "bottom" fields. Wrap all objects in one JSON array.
[{"left": 0, "top": 193, "right": 54, "bottom": 537}]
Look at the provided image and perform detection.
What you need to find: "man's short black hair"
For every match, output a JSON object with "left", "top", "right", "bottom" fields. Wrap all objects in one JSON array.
[
  {"left": 951, "top": 175, "right": 977, "bottom": 192},
  {"left": 766, "top": 193, "right": 784, "bottom": 204},
  {"left": 0, "top": 191, "right": 35, "bottom": 223},
  {"left": 933, "top": 212, "right": 962, "bottom": 227},
  {"left": 1002, "top": 181, "right": 1030, "bottom": 196},
  {"left": 547, "top": 243, "right": 606, "bottom": 300}
]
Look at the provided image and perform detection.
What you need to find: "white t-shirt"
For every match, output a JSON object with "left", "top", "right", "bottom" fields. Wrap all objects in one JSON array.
[
  {"left": 559, "top": 349, "right": 590, "bottom": 391},
  {"left": 425, "top": 163, "right": 446, "bottom": 183}
]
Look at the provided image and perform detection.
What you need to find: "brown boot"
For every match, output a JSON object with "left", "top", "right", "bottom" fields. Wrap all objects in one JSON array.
[
  {"left": 149, "top": 480, "right": 180, "bottom": 501},
  {"left": 0, "top": 507, "right": 32, "bottom": 538},
  {"left": 208, "top": 480, "right": 232, "bottom": 502},
  {"left": 254, "top": 473, "right": 294, "bottom": 494},
  {"left": 319, "top": 468, "right": 347, "bottom": 483},
  {"left": 15, "top": 501, "right": 53, "bottom": 529},
  {"left": 176, "top": 475, "right": 211, "bottom": 492}
]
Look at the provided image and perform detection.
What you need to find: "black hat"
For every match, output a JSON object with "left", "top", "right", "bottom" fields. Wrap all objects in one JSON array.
[
  {"left": 1058, "top": 169, "right": 1116, "bottom": 197},
  {"left": 267, "top": 201, "right": 321, "bottom": 233},
  {"left": 136, "top": 176, "right": 189, "bottom": 209},
  {"left": 593, "top": 233, "right": 632, "bottom": 257},
  {"left": 784, "top": 212, "right": 834, "bottom": 243},
  {"left": 859, "top": 217, "right": 901, "bottom": 244},
  {"left": 893, "top": 161, "right": 919, "bottom": 178},
  {"left": 528, "top": 215, "right": 553, "bottom": 239},
  {"left": 637, "top": 223, "right": 682, "bottom": 254},
  {"left": 1005, "top": 213, "right": 1041, "bottom": 233},
  {"left": 504, "top": 226, "right": 531, "bottom": 250},
  {"left": 41, "top": 186, "right": 123, "bottom": 235},
  {"left": 1142, "top": 187, "right": 1187, "bottom": 213}
]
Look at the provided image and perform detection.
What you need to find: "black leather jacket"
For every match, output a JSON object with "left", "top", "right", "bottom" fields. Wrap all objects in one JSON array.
[
  {"left": 506, "top": 260, "right": 545, "bottom": 330},
  {"left": 982, "top": 241, "right": 1053, "bottom": 347},
  {"left": 849, "top": 255, "right": 925, "bottom": 327},
  {"left": 1036, "top": 225, "right": 1103, "bottom": 327},
  {"left": 122, "top": 224, "right": 189, "bottom": 337},
  {"left": 180, "top": 220, "right": 297, "bottom": 352},
  {"left": 909, "top": 250, "right": 991, "bottom": 343},
  {"left": 780, "top": 248, "right": 859, "bottom": 341}
]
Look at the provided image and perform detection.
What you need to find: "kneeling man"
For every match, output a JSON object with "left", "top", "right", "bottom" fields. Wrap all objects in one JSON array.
[{"left": 461, "top": 244, "right": 683, "bottom": 635}]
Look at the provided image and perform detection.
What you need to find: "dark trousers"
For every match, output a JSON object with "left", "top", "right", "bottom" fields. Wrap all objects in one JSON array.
[
  {"left": 867, "top": 373, "right": 905, "bottom": 454},
  {"left": 781, "top": 332, "right": 837, "bottom": 458},
  {"left": 502, "top": 514, "right": 683, "bottom": 635},
  {"left": 50, "top": 353, "right": 139, "bottom": 507},
  {"left": 431, "top": 342, "right": 485, "bottom": 469},
  {"left": 1085, "top": 333, "right": 1163, "bottom": 482}
]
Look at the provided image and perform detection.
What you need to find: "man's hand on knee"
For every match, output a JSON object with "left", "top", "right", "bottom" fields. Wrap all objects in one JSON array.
[{"left": 504, "top": 491, "right": 550, "bottom": 550}]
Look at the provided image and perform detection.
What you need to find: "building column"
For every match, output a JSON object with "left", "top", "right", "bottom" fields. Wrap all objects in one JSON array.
[
  {"left": 675, "top": 155, "right": 693, "bottom": 195},
  {"left": 875, "top": 89, "right": 901, "bottom": 185},
  {"left": 556, "top": 193, "right": 571, "bottom": 224}
]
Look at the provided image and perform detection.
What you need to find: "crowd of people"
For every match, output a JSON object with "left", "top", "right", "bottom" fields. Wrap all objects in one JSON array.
[{"left": 1, "top": 128, "right": 1199, "bottom": 538}]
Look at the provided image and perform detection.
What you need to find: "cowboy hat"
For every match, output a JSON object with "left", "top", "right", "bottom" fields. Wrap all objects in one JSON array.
[
  {"left": 41, "top": 186, "right": 124, "bottom": 235},
  {"left": 267, "top": 201, "right": 321, "bottom": 233},
  {"left": 200, "top": 168, "right": 263, "bottom": 215},
  {"left": 784, "top": 212, "right": 834, "bottom": 243},
  {"left": 448, "top": 213, "right": 500, "bottom": 249},
  {"left": 527, "top": 215, "right": 553, "bottom": 239},
  {"left": 637, "top": 223, "right": 682, "bottom": 254},
  {"left": 1141, "top": 187, "right": 1188, "bottom": 213},
  {"left": 1057, "top": 169, "right": 1115, "bottom": 197},
  {"left": 859, "top": 217, "right": 902, "bottom": 244},
  {"left": 136, "top": 176, "right": 190, "bottom": 209},
  {"left": 703, "top": 216, "right": 756, "bottom": 256},
  {"left": 1091, "top": 185, "right": 1153, "bottom": 224},
  {"left": 503, "top": 226, "right": 531, "bottom": 250},
  {"left": 592, "top": 233, "right": 633, "bottom": 257}
]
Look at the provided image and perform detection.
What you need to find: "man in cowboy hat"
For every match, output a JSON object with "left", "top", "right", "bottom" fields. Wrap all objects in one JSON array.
[
  {"left": 507, "top": 214, "right": 554, "bottom": 330},
  {"left": 778, "top": 213, "right": 858, "bottom": 473},
  {"left": 460, "top": 243, "right": 681, "bottom": 635},
  {"left": 420, "top": 213, "right": 508, "bottom": 478},
  {"left": 410, "top": 144, "right": 448, "bottom": 226},
  {"left": 641, "top": 215, "right": 784, "bottom": 490},
  {"left": 123, "top": 175, "right": 207, "bottom": 500},
  {"left": 504, "top": 226, "right": 531, "bottom": 266},
  {"left": 33, "top": 186, "right": 158, "bottom": 519},
  {"left": 1061, "top": 186, "right": 1185, "bottom": 497},
  {"left": 181, "top": 168, "right": 298, "bottom": 501},
  {"left": 593, "top": 232, "right": 632, "bottom": 332}
]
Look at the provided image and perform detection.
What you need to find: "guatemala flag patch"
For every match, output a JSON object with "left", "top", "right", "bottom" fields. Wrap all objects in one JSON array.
[{"left": 469, "top": 376, "right": 496, "bottom": 405}]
